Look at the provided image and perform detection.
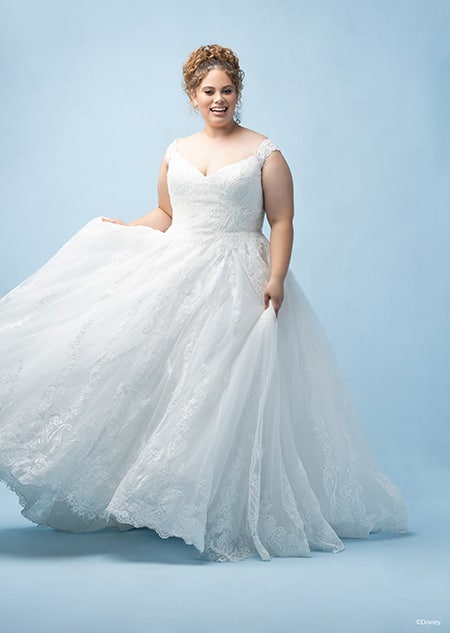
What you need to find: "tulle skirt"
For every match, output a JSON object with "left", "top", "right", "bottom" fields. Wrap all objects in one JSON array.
[{"left": 0, "top": 218, "right": 407, "bottom": 561}]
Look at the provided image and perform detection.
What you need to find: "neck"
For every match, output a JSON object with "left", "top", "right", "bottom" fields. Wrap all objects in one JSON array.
[{"left": 203, "top": 120, "right": 238, "bottom": 139}]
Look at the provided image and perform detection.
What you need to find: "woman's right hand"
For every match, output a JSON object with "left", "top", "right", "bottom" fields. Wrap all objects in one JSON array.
[{"left": 101, "top": 217, "right": 128, "bottom": 226}]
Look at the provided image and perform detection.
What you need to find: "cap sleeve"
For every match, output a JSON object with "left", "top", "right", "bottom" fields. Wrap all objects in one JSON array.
[
  {"left": 164, "top": 139, "right": 178, "bottom": 164},
  {"left": 255, "top": 138, "right": 280, "bottom": 167}
]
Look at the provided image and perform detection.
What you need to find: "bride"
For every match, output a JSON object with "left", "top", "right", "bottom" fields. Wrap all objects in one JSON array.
[{"left": 0, "top": 44, "right": 407, "bottom": 562}]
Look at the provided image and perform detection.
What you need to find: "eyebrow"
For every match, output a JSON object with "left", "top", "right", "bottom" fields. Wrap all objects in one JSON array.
[{"left": 202, "top": 85, "right": 234, "bottom": 90}]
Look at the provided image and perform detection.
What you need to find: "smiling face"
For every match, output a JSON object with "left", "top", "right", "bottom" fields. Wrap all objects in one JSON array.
[{"left": 192, "top": 68, "right": 239, "bottom": 128}]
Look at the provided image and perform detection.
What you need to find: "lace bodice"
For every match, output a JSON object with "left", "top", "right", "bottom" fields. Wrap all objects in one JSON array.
[{"left": 165, "top": 138, "right": 279, "bottom": 236}]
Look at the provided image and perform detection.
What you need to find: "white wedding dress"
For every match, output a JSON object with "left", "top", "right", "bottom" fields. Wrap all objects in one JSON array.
[{"left": 0, "top": 138, "right": 407, "bottom": 561}]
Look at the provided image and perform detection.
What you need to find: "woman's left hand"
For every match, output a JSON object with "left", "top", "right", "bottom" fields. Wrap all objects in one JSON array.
[
  {"left": 101, "top": 217, "right": 127, "bottom": 225},
  {"left": 263, "top": 277, "right": 284, "bottom": 318}
]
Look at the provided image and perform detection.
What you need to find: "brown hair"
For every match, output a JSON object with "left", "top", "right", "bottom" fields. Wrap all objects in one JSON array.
[{"left": 182, "top": 44, "right": 245, "bottom": 99}]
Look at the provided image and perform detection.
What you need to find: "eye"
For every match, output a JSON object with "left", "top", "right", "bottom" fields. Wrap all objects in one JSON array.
[
  {"left": 223, "top": 88, "right": 233, "bottom": 94},
  {"left": 204, "top": 90, "right": 214, "bottom": 95}
]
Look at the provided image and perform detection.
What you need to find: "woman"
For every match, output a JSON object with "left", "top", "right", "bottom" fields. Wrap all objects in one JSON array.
[{"left": 0, "top": 44, "right": 407, "bottom": 562}]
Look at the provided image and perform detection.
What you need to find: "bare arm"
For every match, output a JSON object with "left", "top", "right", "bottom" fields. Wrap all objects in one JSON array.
[
  {"left": 261, "top": 151, "right": 294, "bottom": 317},
  {"left": 102, "top": 158, "right": 173, "bottom": 232}
]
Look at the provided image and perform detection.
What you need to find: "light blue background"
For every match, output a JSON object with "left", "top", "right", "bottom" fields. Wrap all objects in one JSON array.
[
  {"left": 2, "top": 0, "right": 448, "bottom": 481},
  {"left": 0, "top": 2, "right": 449, "bottom": 632}
]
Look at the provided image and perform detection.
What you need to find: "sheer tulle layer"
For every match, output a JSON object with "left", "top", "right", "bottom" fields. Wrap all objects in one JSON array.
[{"left": 0, "top": 219, "right": 407, "bottom": 561}]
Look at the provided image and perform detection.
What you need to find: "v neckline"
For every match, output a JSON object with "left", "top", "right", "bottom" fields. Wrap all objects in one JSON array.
[{"left": 174, "top": 138, "right": 268, "bottom": 178}]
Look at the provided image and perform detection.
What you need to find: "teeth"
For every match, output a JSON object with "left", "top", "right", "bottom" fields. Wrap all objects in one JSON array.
[{"left": 211, "top": 107, "right": 226, "bottom": 112}]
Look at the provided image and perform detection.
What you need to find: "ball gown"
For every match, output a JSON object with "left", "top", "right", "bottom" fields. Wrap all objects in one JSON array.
[{"left": 0, "top": 138, "right": 407, "bottom": 561}]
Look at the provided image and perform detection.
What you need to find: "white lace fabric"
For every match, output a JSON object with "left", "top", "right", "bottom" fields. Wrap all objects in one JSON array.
[{"left": 0, "top": 138, "right": 407, "bottom": 561}]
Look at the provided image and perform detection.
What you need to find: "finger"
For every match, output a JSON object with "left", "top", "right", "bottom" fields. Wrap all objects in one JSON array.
[
  {"left": 272, "top": 297, "right": 282, "bottom": 318},
  {"left": 264, "top": 292, "right": 270, "bottom": 310}
]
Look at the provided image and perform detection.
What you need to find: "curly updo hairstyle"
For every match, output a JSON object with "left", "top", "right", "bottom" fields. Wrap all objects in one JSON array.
[{"left": 182, "top": 44, "right": 245, "bottom": 120}]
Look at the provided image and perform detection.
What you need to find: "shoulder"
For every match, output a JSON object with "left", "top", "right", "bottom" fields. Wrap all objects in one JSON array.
[
  {"left": 164, "top": 138, "right": 178, "bottom": 163},
  {"left": 175, "top": 132, "right": 203, "bottom": 153},
  {"left": 232, "top": 127, "right": 282, "bottom": 168},
  {"left": 236, "top": 127, "right": 281, "bottom": 167},
  {"left": 165, "top": 133, "right": 202, "bottom": 162},
  {"left": 236, "top": 127, "right": 268, "bottom": 150}
]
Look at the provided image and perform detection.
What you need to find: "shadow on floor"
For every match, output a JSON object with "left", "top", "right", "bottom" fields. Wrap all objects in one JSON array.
[
  {"left": 0, "top": 521, "right": 414, "bottom": 568},
  {"left": 0, "top": 524, "right": 212, "bottom": 565}
]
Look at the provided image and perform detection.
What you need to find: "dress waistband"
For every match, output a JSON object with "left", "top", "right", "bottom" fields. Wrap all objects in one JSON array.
[{"left": 167, "top": 225, "right": 265, "bottom": 240}]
